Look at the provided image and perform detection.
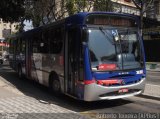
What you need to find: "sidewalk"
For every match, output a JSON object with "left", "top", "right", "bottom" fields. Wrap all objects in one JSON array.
[
  {"left": 143, "top": 84, "right": 160, "bottom": 98},
  {"left": 144, "top": 62, "right": 160, "bottom": 98},
  {"left": 0, "top": 76, "right": 90, "bottom": 119},
  {"left": 0, "top": 77, "right": 24, "bottom": 98},
  {"left": 146, "top": 62, "right": 160, "bottom": 72}
]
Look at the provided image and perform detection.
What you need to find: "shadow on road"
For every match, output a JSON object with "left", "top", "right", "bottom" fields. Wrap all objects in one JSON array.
[{"left": 0, "top": 63, "right": 133, "bottom": 112}]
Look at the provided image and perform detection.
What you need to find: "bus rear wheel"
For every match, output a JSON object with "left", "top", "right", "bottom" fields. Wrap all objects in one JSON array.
[{"left": 49, "top": 74, "right": 61, "bottom": 95}]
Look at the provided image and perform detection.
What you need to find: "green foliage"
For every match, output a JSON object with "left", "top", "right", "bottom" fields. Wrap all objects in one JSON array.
[
  {"left": 0, "top": 0, "right": 114, "bottom": 29},
  {"left": 0, "top": 0, "right": 25, "bottom": 22},
  {"left": 23, "top": 0, "right": 114, "bottom": 27},
  {"left": 66, "top": 0, "right": 89, "bottom": 15},
  {"left": 94, "top": 0, "right": 113, "bottom": 11},
  {"left": 0, "top": 0, "right": 114, "bottom": 28},
  {"left": 66, "top": 0, "right": 76, "bottom": 15}
]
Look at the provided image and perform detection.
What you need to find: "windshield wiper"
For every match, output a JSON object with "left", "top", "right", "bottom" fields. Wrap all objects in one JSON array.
[{"left": 99, "top": 27, "right": 115, "bottom": 45}]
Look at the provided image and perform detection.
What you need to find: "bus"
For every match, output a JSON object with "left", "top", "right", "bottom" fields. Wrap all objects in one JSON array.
[{"left": 9, "top": 12, "right": 146, "bottom": 101}]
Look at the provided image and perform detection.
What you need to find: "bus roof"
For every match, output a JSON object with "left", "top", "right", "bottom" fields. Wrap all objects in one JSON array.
[
  {"left": 8, "top": 12, "right": 139, "bottom": 39},
  {"left": 65, "top": 12, "right": 139, "bottom": 25}
]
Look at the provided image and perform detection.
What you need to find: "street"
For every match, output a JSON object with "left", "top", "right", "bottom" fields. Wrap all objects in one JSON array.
[
  {"left": 0, "top": 0, "right": 160, "bottom": 119},
  {"left": 0, "top": 62, "right": 159, "bottom": 119}
]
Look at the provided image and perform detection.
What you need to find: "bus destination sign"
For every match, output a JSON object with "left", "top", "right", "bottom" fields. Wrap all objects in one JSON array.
[{"left": 85, "top": 14, "right": 137, "bottom": 27}]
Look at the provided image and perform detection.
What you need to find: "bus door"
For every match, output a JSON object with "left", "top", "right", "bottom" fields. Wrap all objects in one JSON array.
[{"left": 65, "top": 26, "right": 80, "bottom": 96}]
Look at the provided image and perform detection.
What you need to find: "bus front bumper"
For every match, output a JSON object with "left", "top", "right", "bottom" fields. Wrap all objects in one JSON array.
[{"left": 83, "top": 78, "right": 146, "bottom": 101}]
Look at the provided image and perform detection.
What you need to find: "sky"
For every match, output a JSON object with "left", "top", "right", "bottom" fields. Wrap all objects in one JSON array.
[{"left": 23, "top": 20, "right": 33, "bottom": 31}]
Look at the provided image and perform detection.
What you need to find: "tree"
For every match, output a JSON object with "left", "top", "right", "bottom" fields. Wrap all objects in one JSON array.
[
  {"left": 24, "top": 0, "right": 114, "bottom": 27},
  {"left": 94, "top": 0, "right": 113, "bottom": 11},
  {"left": 25, "top": 0, "right": 67, "bottom": 27},
  {"left": 66, "top": 0, "right": 113, "bottom": 16},
  {"left": 132, "top": 0, "right": 154, "bottom": 34},
  {"left": 0, "top": 0, "right": 25, "bottom": 22},
  {"left": 65, "top": 0, "right": 94, "bottom": 16}
]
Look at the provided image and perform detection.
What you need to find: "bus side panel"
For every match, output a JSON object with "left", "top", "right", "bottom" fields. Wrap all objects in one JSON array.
[
  {"left": 29, "top": 26, "right": 65, "bottom": 89},
  {"left": 31, "top": 53, "right": 43, "bottom": 83}
]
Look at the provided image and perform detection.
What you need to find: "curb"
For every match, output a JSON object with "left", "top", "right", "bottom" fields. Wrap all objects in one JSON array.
[{"left": 138, "top": 94, "right": 160, "bottom": 101}]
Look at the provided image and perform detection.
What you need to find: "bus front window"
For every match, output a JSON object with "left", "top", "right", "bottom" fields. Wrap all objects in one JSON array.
[{"left": 88, "top": 27, "right": 143, "bottom": 71}]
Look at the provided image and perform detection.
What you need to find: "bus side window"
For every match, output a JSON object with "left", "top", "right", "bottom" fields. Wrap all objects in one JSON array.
[
  {"left": 32, "top": 34, "right": 40, "bottom": 53},
  {"left": 55, "top": 28, "right": 63, "bottom": 53},
  {"left": 17, "top": 38, "right": 21, "bottom": 54},
  {"left": 9, "top": 40, "right": 13, "bottom": 54},
  {"left": 32, "top": 32, "right": 48, "bottom": 53},
  {"left": 18, "top": 38, "right": 25, "bottom": 54},
  {"left": 49, "top": 27, "right": 63, "bottom": 54},
  {"left": 40, "top": 31, "right": 49, "bottom": 53},
  {"left": 79, "top": 42, "right": 84, "bottom": 81},
  {"left": 21, "top": 40, "right": 25, "bottom": 54},
  {"left": 48, "top": 28, "right": 55, "bottom": 54},
  {"left": 15, "top": 38, "right": 23, "bottom": 58}
]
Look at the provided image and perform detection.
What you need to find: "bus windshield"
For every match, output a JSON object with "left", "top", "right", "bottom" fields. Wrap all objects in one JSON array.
[{"left": 88, "top": 27, "right": 144, "bottom": 71}]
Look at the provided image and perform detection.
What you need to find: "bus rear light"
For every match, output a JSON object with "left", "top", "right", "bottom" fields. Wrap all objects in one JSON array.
[
  {"left": 98, "top": 64, "right": 116, "bottom": 70},
  {"left": 97, "top": 79, "right": 123, "bottom": 86},
  {"left": 84, "top": 80, "right": 96, "bottom": 85}
]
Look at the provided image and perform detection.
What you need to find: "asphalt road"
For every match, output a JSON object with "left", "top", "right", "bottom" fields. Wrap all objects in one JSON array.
[{"left": 0, "top": 62, "right": 159, "bottom": 119}]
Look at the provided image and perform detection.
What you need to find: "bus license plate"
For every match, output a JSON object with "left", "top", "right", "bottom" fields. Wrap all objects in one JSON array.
[{"left": 118, "top": 88, "right": 129, "bottom": 93}]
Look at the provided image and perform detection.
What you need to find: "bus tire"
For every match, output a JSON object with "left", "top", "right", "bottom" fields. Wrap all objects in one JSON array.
[
  {"left": 49, "top": 73, "right": 61, "bottom": 95},
  {"left": 18, "top": 65, "right": 23, "bottom": 79}
]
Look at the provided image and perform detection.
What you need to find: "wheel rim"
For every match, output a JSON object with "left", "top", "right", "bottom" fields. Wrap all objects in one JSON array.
[{"left": 52, "top": 80, "right": 60, "bottom": 92}]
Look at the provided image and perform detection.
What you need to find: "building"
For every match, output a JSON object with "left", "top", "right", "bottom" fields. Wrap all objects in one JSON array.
[
  {"left": 111, "top": 0, "right": 140, "bottom": 16},
  {"left": 142, "top": 0, "right": 160, "bottom": 62},
  {"left": 92, "top": 0, "right": 140, "bottom": 16},
  {"left": 146, "top": 0, "right": 160, "bottom": 21},
  {"left": 0, "top": 18, "right": 19, "bottom": 40},
  {"left": 155, "top": 0, "right": 160, "bottom": 21},
  {"left": 143, "top": 0, "right": 160, "bottom": 41}
]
